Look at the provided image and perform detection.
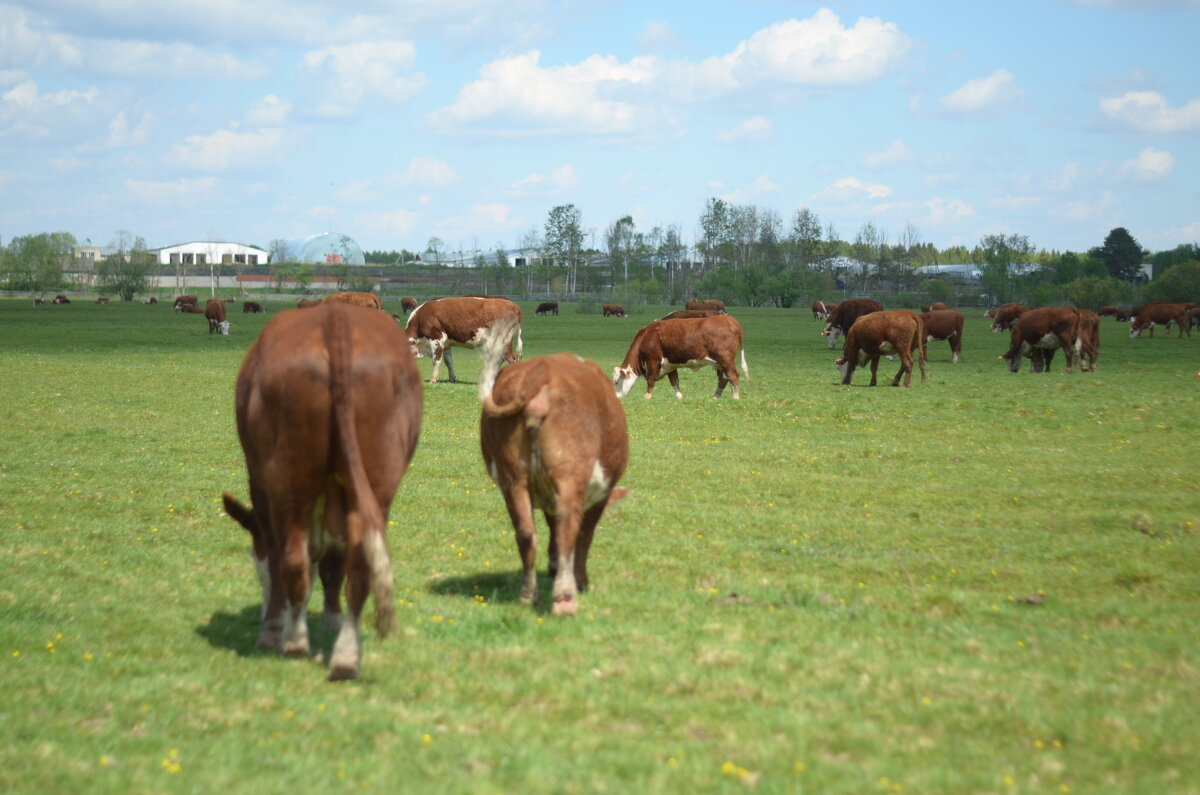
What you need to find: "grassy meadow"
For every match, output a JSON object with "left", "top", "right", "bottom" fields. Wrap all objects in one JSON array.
[{"left": 1, "top": 296, "right": 1197, "bottom": 794}]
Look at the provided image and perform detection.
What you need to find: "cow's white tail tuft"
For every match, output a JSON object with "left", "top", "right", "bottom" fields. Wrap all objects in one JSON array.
[{"left": 478, "top": 315, "right": 522, "bottom": 401}]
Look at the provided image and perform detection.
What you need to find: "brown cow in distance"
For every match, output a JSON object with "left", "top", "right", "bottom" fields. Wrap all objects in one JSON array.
[
  {"left": 822, "top": 298, "right": 884, "bottom": 349},
  {"left": 1130, "top": 301, "right": 1192, "bottom": 338},
  {"left": 222, "top": 302, "right": 422, "bottom": 680},
  {"left": 173, "top": 295, "right": 198, "bottom": 311},
  {"left": 95, "top": 297, "right": 110, "bottom": 304},
  {"left": 52, "top": 294, "right": 71, "bottom": 304},
  {"left": 477, "top": 323, "right": 629, "bottom": 616},
  {"left": 405, "top": 296, "right": 523, "bottom": 384},
  {"left": 920, "top": 309, "right": 965, "bottom": 363},
  {"left": 602, "top": 304, "right": 627, "bottom": 317},
  {"left": 179, "top": 303, "right": 205, "bottom": 314},
  {"left": 297, "top": 298, "right": 320, "bottom": 309},
  {"left": 1001, "top": 306, "right": 1081, "bottom": 373},
  {"left": 811, "top": 300, "right": 836, "bottom": 320},
  {"left": 835, "top": 309, "right": 926, "bottom": 387},
  {"left": 205, "top": 298, "right": 230, "bottom": 335},
  {"left": 400, "top": 296, "right": 418, "bottom": 314},
  {"left": 989, "top": 303, "right": 1030, "bottom": 332},
  {"left": 242, "top": 301, "right": 264, "bottom": 314},
  {"left": 324, "top": 291, "right": 383, "bottom": 311},
  {"left": 921, "top": 302, "right": 947, "bottom": 312},
  {"left": 658, "top": 308, "right": 718, "bottom": 320},
  {"left": 535, "top": 302, "right": 559, "bottom": 316},
  {"left": 686, "top": 298, "right": 725, "bottom": 313},
  {"left": 1098, "top": 306, "right": 1119, "bottom": 318},
  {"left": 613, "top": 314, "right": 748, "bottom": 400},
  {"left": 33, "top": 298, "right": 45, "bottom": 305}
]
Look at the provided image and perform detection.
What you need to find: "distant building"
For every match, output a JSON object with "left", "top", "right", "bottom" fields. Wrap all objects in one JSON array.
[
  {"left": 152, "top": 241, "right": 268, "bottom": 267},
  {"left": 271, "top": 232, "right": 365, "bottom": 266}
]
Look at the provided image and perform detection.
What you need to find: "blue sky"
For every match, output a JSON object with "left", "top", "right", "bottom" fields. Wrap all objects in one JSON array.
[{"left": 2, "top": 0, "right": 1198, "bottom": 258}]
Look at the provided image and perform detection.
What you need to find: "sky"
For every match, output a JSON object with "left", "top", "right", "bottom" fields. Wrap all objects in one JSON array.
[{"left": 2, "top": 0, "right": 1199, "bottom": 259}]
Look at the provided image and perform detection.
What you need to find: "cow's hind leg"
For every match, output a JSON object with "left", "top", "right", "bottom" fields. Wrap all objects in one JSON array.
[
  {"left": 503, "top": 486, "right": 539, "bottom": 606},
  {"left": 868, "top": 356, "right": 880, "bottom": 386},
  {"left": 573, "top": 502, "right": 606, "bottom": 594},
  {"left": 548, "top": 490, "right": 585, "bottom": 616},
  {"left": 278, "top": 520, "right": 313, "bottom": 659},
  {"left": 892, "top": 350, "right": 913, "bottom": 387}
]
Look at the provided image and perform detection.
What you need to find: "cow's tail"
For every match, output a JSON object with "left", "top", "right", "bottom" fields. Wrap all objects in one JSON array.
[
  {"left": 738, "top": 335, "right": 751, "bottom": 381},
  {"left": 483, "top": 384, "right": 550, "bottom": 434},
  {"left": 325, "top": 306, "right": 396, "bottom": 638},
  {"left": 478, "top": 315, "right": 522, "bottom": 401}
]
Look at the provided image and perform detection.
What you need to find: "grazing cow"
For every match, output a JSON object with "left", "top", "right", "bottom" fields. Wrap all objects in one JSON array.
[
  {"left": 658, "top": 308, "right": 718, "bottom": 320},
  {"left": 95, "top": 297, "right": 110, "bottom": 304},
  {"left": 173, "top": 295, "right": 198, "bottom": 312},
  {"left": 52, "top": 294, "right": 71, "bottom": 304},
  {"left": 180, "top": 303, "right": 205, "bottom": 314},
  {"left": 921, "top": 302, "right": 947, "bottom": 312},
  {"left": 613, "top": 314, "right": 748, "bottom": 400},
  {"left": 989, "top": 303, "right": 1030, "bottom": 332},
  {"left": 835, "top": 309, "right": 927, "bottom": 387},
  {"left": 1189, "top": 307, "right": 1200, "bottom": 333},
  {"left": 1115, "top": 308, "right": 1133, "bottom": 322},
  {"left": 686, "top": 298, "right": 725, "bottom": 313},
  {"left": 324, "top": 291, "right": 383, "bottom": 311},
  {"left": 919, "top": 309, "right": 965, "bottom": 363},
  {"left": 205, "top": 298, "right": 230, "bottom": 335},
  {"left": 401, "top": 296, "right": 418, "bottom": 314},
  {"left": 1098, "top": 306, "right": 1119, "bottom": 318},
  {"left": 147, "top": 297, "right": 158, "bottom": 305},
  {"left": 535, "top": 301, "right": 559, "bottom": 316},
  {"left": 405, "top": 296, "right": 523, "bottom": 384},
  {"left": 1077, "top": 309, "right": 1101, "bottom": 372},
  {"left": 821, "top": 298, "right": 884, "bottom": 349},
  {"left": 810, "top": 299, "right": 834, "bottom": 320},
  {"left": 33, "top": 298, "right": 44, "bottom": 305},
  {"left": 1130, "top": 301, "right": 1192, "bottom": 338},
  {"left": 1000, "top": 306, "right": 1081, "bottom": 373},
  {"left": 603, "top": 304, "right": 627, "bottom": 318},
  {"left": 242, "top": 301, "right": 264, "bottom": 314},
  {"left": 222, "top": 302, "right": 422, "bottom": 680},
  {"left": 477, "top": 323, "right": 629, "bottom": 616},
  {"left": 297, "top": 298, "right": 320, "bottom": 309}
]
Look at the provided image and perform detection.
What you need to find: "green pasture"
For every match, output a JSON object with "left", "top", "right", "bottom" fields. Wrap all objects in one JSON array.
[{"left": 1, "top": 297, "right": 1197, "bottom": 794}]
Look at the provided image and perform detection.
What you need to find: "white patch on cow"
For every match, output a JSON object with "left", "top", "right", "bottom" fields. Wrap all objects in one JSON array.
[
  {"left": 252, "top": 551, "right": 271, "bottom": 621},
  {"left": 837, "top": 358, "right": 850, "bottom": 381},
  {"left": 659, "top": 356, "right": 715, "bottom": 374},
  {"left": 824, "top": 325, "right": 842, "bottom": 349},
  {"left": 878, "top": 341, "right": 896, "bottom": 355},
  {"left": 1036, "top": 333, "right": 1061, "bottom": 348},
  {"left": 612, "top": 366, "right": 637, "bottom": 397},
  {"left": 488, "top": 459, "right": 499, "bottom": 484},
  {"left": 218, "top": 320, "right": 231, "bottom": 335},
  {"left": 584, "top": 460, "right": 611, "bottom": 509}
]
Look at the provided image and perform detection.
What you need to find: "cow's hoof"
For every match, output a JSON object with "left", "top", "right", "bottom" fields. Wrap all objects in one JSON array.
[
  {"left": 551, "top": 598, "right": 578, "bottom": 617},
  {"left": 327, "top": 661, "right": 360, "bottom": 682},
  {"left": 282, "top": 640, "right": 310, "bottom": 659}
]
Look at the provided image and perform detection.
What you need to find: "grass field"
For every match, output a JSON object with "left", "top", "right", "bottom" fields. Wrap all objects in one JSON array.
[{"left": 1, "top": 297, "right": 1197, "bottom": 794}]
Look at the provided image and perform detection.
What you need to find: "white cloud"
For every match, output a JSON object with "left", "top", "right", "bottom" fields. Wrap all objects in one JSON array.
[
  {"left": 717, "top": 116, "right": 773, "bottom": 144},
  {"left": 822, "top": 176, "right": 892, "bottom": 200},
  {"left": 433, "top": 203, "right": 523, "bottom": 239},
  {"left": 338, "top": 156, "right": 458, "bottom": 202},
  {"left": 1060, "top": 191, "right": 1117, "bottom": 222},
  {"left": 990, "top": 195, "right": 1042, "bottom": 211},
  {"left": 1045, "top": 162, "right": 1082, "bottom": 191},
  {"left": 721, "top": 173, "right": 781, "bottom": 204},
  {"left": 297, "top": 41, "right": 427, "bottom": 118},
  {"left": 0, "top": 78, "right": 98, "bottom": 141},
  {"left": 1121, "top": 147, "right": 1175, "bottom": 181},
  {"left": 940, "top": 69, "right": 1024, "bottom": 113},
  {"left": 638, "top": 20, "right": 687, "bottom": 52},
  {"left": 2, "top": 79, "right": 96, "bottom": 109},
  {"left": 860, "top": 139, "right": 911, "bottom": 168},
  {"left": 169, "top": 127, "right": 286, "bottom": 171},
  {"left": 125, "top": 176, "right": 219, "bottom": 207},
  {"left": 1099, "top": 91, "right": 1200, "bottom": 133},
  {"left": 247, "top": 94, "right": 291, "bottom": 126},
  {"left": 356, "top": 208, "right": 421, "bottom": 236},
  {"left": 103, "top": 110, "right": 153, "bottom": 148},
  {"left": 510, "top": 164, "right": 579, "bottom": 195},
  {"left": 924, "top": 197, "right": 976, "bottom": 224}
]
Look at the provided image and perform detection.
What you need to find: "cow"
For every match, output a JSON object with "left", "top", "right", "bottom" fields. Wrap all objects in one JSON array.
[
  {"left": 52, "top": 294, "right": 71, "bottom": 304},
  {"left": 989, "top": 303, "right": 1030, "bottom": 332},
  {"left": 179, "top": 303, "right": 205, "bottom": 314},
  {"left": 147, "top": 297, "right": 158, "bottom": 305},
  {"left": 1098, "top": 306, "right": 1119, "bottom": 318},
  {"left": 921, "top": 302, "right": 947, "bottom": 312},
  {"left": 1077, "top": 309, "right": 1101, "bottom": 372},
  {"left": 1130, "top": 301, "right": 1192, "bottom": 338},
  {"left": 658, "top": 308, "right": 719, "bottom": 320},
  {"left": 1115, "top": 308, "right": 1133, "bottom": 322},
  {"left": 242, "top": 301, "right": 264, "bottom": 314},
  {"left": 400, "top": 296, "right": 418, "bottom": 314},
  {"left": 811, "top": 300, "right": 838, "bottom": 321},
  {"left": 686, "top": 298, "right": 725, "bottom": 313},
  {"left": 919, "top": 309, "right": 965, "bottom": 363},
  {"left": 205, "top": 298, "right": 230, "bottom": 335},
  {"left": 33, "top": 298, "right": 44, "bottom": 305},
  {"left": 835, "top": 309, "right": 927, "bottom": 387},
  {"left": 535, "top": 302, "right": 559, "bottom": 316},
  {"left": 1000, "top": 306, "right": 1081, "bottom": 373},
  {"left": 221, "top": 302, "right": 422, "bottom": 680},
  {"left": 95, "top": 297, "right": 110, "bottom": 304},
  {"left": 1189, "top": 307, "right": 1200, "bottom": 333},
  {"left": 405, "top": 296, "right": 523, "bottom": 384},
  {"left": 476, "top": 321, "right": 629, "bottom": 616},
  {"left": 603, "top": 304, "right": 627, "bottom": 318},
  {"left": 821, "top": 298, "right": 884, "bottom": 350},
  {"left": 613, "top": 314, "right": 749, "bottom": 400},
  {"left": 297, "top": 298, "right": 320, "bottom": 309},
  {"left": 173, "top": 295, "right": 198, "bottom": 312},
  {"left": 324, "top": 291, "right": 383, "bottom": 311}
]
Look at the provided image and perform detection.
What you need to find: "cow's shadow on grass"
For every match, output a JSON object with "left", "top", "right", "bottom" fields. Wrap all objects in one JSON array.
[
  {"left": 428, "top": 569, "right": 556, "bottom": 613},
  {"left": 195, "top": 604, "right": 339, "bottom": 657}
]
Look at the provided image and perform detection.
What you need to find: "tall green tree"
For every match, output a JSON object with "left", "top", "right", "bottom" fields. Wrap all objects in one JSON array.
[
  {"left": 1090, "top": 227, "right": 1147, "bottom": 282},
  {"left": 97, "top": 230, "right": 155, "bottom": 301},
  {"left": 544, "top": 204, "right": 584, "bottom": 293},
  {"left": 1144, "top": 261, "right": 1200, "bottom": 303},
  {"left": 1, "top": 231, "right": 75, "bottom": 295},
  {"left": 606, "top": 215, "right": 636, "bottom": 286},
  {"left": 789, "top": 207, "right": 823, "bottom": 269},
  {"left": 698, "top": 197, "right": 730, "bottom": 268},
  {"left": 979, "top": 233, "right": 1034, "bottom": 304}
]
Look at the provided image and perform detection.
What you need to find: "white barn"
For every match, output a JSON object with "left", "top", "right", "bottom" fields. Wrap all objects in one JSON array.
[{"left": 152, "top": 241, "right": 269, "bottom": 267}]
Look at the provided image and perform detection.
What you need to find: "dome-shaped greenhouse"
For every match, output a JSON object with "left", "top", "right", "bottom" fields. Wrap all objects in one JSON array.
[{"left": 271, "top": 232, "right": 365, "bottom": 265}]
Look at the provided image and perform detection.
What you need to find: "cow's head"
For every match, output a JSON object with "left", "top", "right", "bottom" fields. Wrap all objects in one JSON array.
[
  {"left": 834, "top": 354, "right": 850, "bottom": 381},
  {"left": 822, "top": 321, "right": 841, "bottom": 349},
  {"left": 408, "top": 334, "right": 432, "bottom": 358},
  {"left": 612, "top": 366, "right": 637, "bottom": 397},
  {"left": 218, "top": 320, "right": 231, "bottom": 335}
]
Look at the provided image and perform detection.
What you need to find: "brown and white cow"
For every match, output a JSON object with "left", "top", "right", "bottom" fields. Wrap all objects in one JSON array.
[
  {"left": 1098, "top": 305, "right": 1119, "bottom": 318},
  {"left": 1077, "top": 309, "right": 1101, "bottom": 372},
  {"left": 1130, "top": 301, "right": 1192, "bottom": 338},
  {"left": 242, "top": 301, "right": 264, "bottom": 314},
  {"left": 95, "top": 297, "right": 110, "bottom": 304},
  {"left": 658, "top": 308, "right": 719, "bottom": 320},
  {"left": 1000, "top": 306, "right": 1081, "bottom": 373},
  {"left": 324, "top": 291, "right": 383, "bottom": 311},
  {"left": 920, "top": 302, "right": 947, "bottom": 312},
  {"left": 33, "top": 298, "right": 45, "bottom": 305},
  {"left": 810, "top": 299, "right": 835, "bottom": 320},
  {"left": 686, "top": 298, "right": 725, "bottom": 313},
  {"left": 52, "top": 293, "right": 71, "bottom": 304},
  {"left": 613, "top": 314, "right": 748, "bottom": 400},
  {"left": 989, "top": 303, "right": 1030, "bottom": 332},
  {"left": 919, "top": 309, "right": 965, "bottom": 363},
  {"left": 222, "top": 302, "right": 422, "bottom": 680},
  {"left": 173, "top": 295, "right": 198, "bottom": 312},
  {"left": 205, "top": 298, "right": 230, "bottom": 335},
  {"left": 603, "top": 304, "right": 627, "bottom": 317},
  {"left": 405, "top": 296, "right": 523, "bottom": 384},
  {"left": 821, "top": 298, "right": 884, "bottom": 349},
  {"left": 400, "top": 296, "right": 418, "bottom": 314},
  {"left": 835, "top": 309, "right": 926, "bottom": 387},
  {"left": 477, "top": 323, "right": 629, "bottom": 616},
  {"left": 179, "top": 303, "right": 205, "bottom": 314},
  {"left": 535, "top": 301, "right": 559, "bottom": 316}
]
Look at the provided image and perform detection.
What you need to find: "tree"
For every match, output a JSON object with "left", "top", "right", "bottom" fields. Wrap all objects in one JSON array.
[
  {"left": 790, "top": 207, "right": 823, "bottom": 269},
  {"left": 1090, "top": 227, "right": 1147, "bottom": 282},
  {"left": 426, "top": 237, "right": 444, "bottom": 264},
  {"left": 1061, "top": 276, "right": 1122, "bottom": 310},
  {"left": 606, "top": 215, "right": 636, "bottom": 286},
  {"left": 1, "top": 232, "right": 75, "bottom": 295},
  {"left": 979, "top": 233, "right": 1034, "bottom": 304},
  {"left": 97, "top": 231, "right": 155, "bottom": 301},
  {"left": 545, "top": 204, "right": 584, "bottom": 293},
  {"left": 1144, "top": 261, "right": 1200, "bottom": 303},
  {"left": 698, "top": 197, "right": 730, "bottom": 267}
]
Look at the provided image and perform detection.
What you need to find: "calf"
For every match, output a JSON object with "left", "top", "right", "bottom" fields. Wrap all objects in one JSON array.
[
  {"left": 147, "top": 297, "right": 158, "bottom": 305},
  {"left": 835, "top": 309, "right": 926, "bottom": 387},
  {"left": 405, "top": 296, "right": 523, "bottom": 384},
  {"left": 1001, "top": 306, "right": 1081, "bottom": 373},
  {"left": 613, "top": 314, "right": 748, "bottom": 400},
  {"left": 822, "top": 298, "right": 884, "bottom": 349},
  {"left": 324, "top": 291, "right": 383, "bottom": 311},
  {"left": 989, "top": 303, "right": 1030, "bottom": 332},
  {"left": 602, "top": 304, "right": 627, "bottom": 317},
  {"left": 401, "top": 296, "right": 418, "bottom": 314},
  {"left": 205, "top": 298, "right": 230, "bottom": 335},
  {"left": 173, "top": 295, "right": 198, "bottom": 312},
  {"left": 535, "top": 301, "right": 559, "bottom": 316},
  {"left": 222, "top": 302, "right": 422, "bottom": 680},
  {"left": 1130, "top": 301, "right": 1192, "bottom": 338},
  {"left": 919, "top": 309, "right": 965, "bottom": 363},
  {"left": 242, "top": 301, "right": 264, "bottom": 314},
  {"left": 478, "top": 324, "right": 629, "bottom": 616}
]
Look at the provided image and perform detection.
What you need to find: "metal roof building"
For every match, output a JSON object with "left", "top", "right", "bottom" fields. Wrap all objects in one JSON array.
[
  {"left": 271, "top": 232, "right": 365, "bottom": 265},
  {"left": 152, "top": 241, "right": 269, "bottom": 266}
]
